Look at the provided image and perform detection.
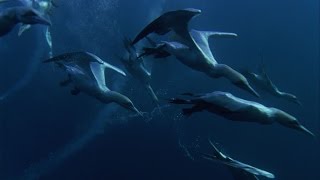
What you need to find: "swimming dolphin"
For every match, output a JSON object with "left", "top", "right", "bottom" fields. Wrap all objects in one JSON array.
[
  {"left": 243, "top": 63, "right": 301, "bottom": 105},
  {"left": 132, "top": 9, "right": 259, "bottom": 98},
  {"left": 118, "top": 38, "right": 159, "bottom": 104},
  {"left": 198, "top": 139, "right": 275, "bottom": 180},
  {"left": 43, "top": 52, "right": 143, "bottom": 116},
  {"left": 169, "top": 91, "right": 314, "bottom": 137},
  {"left": 0, "top": 6, "right": 51, "bottom": 37}
]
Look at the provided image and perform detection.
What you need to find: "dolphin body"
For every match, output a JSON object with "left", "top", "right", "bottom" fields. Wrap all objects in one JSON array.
[
  {"left": 132, "top": 8, "right": 259, "bottom": 98},
  {"left": 169, "top": 91, "right": 314, "bottom": 137},
  {"left": 44, "top": 52, "right": 143, "bottom": 116}
]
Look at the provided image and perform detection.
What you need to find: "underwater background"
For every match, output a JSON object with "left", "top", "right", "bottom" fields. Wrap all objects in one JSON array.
[{"left": 0, "top": 0, "right": 319, "bottom": 179}]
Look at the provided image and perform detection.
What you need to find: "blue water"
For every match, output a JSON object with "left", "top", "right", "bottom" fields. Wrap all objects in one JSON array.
[{"left": 1, "top": 0, "right": 319, "bottom": 179}]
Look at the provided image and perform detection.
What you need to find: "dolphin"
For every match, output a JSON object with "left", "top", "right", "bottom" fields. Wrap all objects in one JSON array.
[
  {"left": 132, "top": 9, "right": 259, "bottom": 98},
  {"left": 43, "top": 52, "right": 143, "bottom": 116},
  {"left": 243, "top": 63, "right": 301, "bottom": 105},
  {"left": 198, "top": 139, "right": 275, "bottom": 180},
  {"left": 169, "top": 91, "right": 314, "bottom": 137},
  {"left": 0, "top": 6, "right": 50, "bottom": 37}
]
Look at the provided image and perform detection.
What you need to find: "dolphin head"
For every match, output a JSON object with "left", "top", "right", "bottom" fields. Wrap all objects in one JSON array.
[{"left": 15, "top": 7, "right": 51, "bottom": 26}]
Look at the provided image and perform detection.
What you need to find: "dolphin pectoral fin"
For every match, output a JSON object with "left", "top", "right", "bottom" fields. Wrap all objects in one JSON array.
[
  {"left": 18, "top": 24, "right": 32, "bottom": 36},
  {"left": 70, "top": 88, "right": 80, "bottom": 96}
]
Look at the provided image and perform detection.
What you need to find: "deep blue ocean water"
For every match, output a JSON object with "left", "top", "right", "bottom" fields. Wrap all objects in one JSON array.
[{"left": 0, "top": 0, "right": 319, "bottom": 179}]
